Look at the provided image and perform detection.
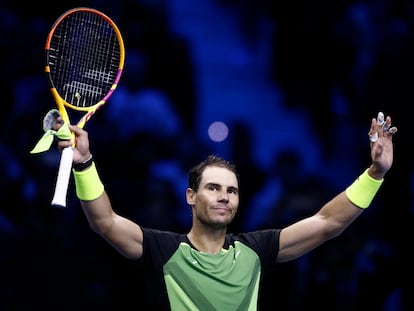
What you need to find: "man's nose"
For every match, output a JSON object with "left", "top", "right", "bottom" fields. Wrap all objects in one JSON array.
[{"left": 218, "top": 191, "right": 229, "bottom": 202}]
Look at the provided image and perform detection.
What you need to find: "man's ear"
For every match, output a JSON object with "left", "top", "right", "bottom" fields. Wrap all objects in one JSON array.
[{"left": 186, "top": 188, "right": 195, "bottom": 205}]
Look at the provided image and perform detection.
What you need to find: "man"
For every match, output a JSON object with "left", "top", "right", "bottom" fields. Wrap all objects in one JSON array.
[{"left": 56, "top": 112, "right": 396, "bottom": 310}]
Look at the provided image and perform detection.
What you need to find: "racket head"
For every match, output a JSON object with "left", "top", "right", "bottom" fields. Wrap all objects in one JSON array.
[{"left": 45, "top": 7, "right": 125, "bottom": 127}]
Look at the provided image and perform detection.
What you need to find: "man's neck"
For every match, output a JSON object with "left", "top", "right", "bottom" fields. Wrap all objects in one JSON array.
[{"left": 187, "top": 226, "right": 227, "bottom": 254}]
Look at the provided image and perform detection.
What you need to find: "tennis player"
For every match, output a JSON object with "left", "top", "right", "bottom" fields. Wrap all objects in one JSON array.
[{"left": 55, "top": 112, "right": 396, "bottom": 310}]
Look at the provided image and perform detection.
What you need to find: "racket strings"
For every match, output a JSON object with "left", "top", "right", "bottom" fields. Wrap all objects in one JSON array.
[{"left": 48, "top": 10, "right": 121, "bottom": 108}]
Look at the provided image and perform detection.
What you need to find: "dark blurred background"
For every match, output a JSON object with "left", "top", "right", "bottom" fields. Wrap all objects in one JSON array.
[{"left": 1, "top": 0, "right": 412, "bottom": 310}]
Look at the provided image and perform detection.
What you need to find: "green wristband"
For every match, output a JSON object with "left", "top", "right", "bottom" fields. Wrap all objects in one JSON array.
[
  {"left": 73, "top": 162, "right": 104, "bottom": 201},
  {"left": 345, "top": 169, "right": 383, "bottom": 209}
]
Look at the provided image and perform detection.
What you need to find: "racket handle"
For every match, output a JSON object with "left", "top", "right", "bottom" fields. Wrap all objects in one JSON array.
[{"left": 51, "top": 147, "right": 74, "bottom": 208}]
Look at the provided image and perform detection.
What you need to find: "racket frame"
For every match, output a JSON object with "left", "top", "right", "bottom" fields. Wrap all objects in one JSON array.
[{"left": 45, "top": 7, "right": 125, "bottom": 207}]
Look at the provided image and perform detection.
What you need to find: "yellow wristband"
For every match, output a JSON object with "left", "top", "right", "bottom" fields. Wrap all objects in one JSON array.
[
  {"left": 345, "top": 169, "right": 383, "bottom": 209},
  {"left": 73, "top": 162, "right": 104, "bottom": 201}
]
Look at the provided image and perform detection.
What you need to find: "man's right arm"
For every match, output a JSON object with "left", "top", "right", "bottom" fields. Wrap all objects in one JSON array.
[
  {"left": 80, "top": 191, "right": 144, "bottom": 259},
  {"left": 58, "top": 124, "right": 144, "bottom": 259}
]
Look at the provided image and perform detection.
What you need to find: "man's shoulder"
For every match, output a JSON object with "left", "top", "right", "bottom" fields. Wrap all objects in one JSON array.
[
  {"left": 142, "top": 227, "right": 187, "bottom": 242},
  {"left": 226, "top": 229, "right": 281, "bottom": 252}
]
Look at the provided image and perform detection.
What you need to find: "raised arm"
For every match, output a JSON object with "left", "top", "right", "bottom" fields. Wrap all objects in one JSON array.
[
  {"left": 277, "top": 112, "right": 397, "bottom": 263},
  {"left": 57, "top": 124, "right": 144, "bottom": 259}
]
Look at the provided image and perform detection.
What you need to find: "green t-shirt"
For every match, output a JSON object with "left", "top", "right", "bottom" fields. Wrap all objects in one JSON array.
[{"left": 138, "top": 228, "right": 280, "bottom": 310}]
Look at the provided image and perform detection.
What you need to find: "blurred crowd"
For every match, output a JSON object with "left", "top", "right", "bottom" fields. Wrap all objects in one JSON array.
[{"left": 1, "top": 0, "right": 413, "bottom": 310}]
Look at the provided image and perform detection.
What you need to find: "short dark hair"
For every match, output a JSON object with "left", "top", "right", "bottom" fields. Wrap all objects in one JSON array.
[{"left": 188, "top": 155, "right": 239, "bottom": 192}]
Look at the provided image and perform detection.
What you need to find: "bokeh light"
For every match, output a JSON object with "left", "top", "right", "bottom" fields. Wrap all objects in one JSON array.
[{"left": 208, "top": 121, "right": 229, "bottom": 142}]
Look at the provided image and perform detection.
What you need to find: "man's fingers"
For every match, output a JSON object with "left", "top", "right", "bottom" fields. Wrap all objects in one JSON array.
[
  {"left": 388, "top": 127, "right": 397, "bottom": 134},
  {"left": 369, "top": 112, "right": 397, "bottom": 142},
  {"left": 376, "top": 112, "right": 385, "bottom": 126},
  {"left": 368, "top": 117, "right": 378, "bottom": 142}
]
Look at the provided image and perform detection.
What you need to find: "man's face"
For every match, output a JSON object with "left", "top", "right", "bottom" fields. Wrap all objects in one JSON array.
[{"left": 187, "top": 166, "right": 239, "bottom": 228}]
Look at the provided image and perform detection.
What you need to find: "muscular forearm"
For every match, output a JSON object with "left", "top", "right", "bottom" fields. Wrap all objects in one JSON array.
[
  {"left": 318, "top": 191, "right": 364, "bottom": 237},
  {"left": 73, "top": 161, "right": 114, "bottom": 234},
  {"left": 319, "top": 166, "right": 384, "bottom": 236},
  {"left": 75, "top": 168, "right": 144, "bottom": 259},
  {"left": 80, "top": 191, "right": 115, "bottom": 235},
  {"left": 278, "top": 169, "right": 382, "bottom": 262}
]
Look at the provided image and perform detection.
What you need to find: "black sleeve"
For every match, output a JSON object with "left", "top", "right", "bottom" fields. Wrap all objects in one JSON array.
[{"left": 234, "top": 229, "right": 281, "bottom": 269}]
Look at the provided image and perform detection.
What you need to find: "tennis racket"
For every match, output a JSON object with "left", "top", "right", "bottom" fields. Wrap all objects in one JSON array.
[{"left": 45, "top": 7, "right": 125, "bottom": 208}]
